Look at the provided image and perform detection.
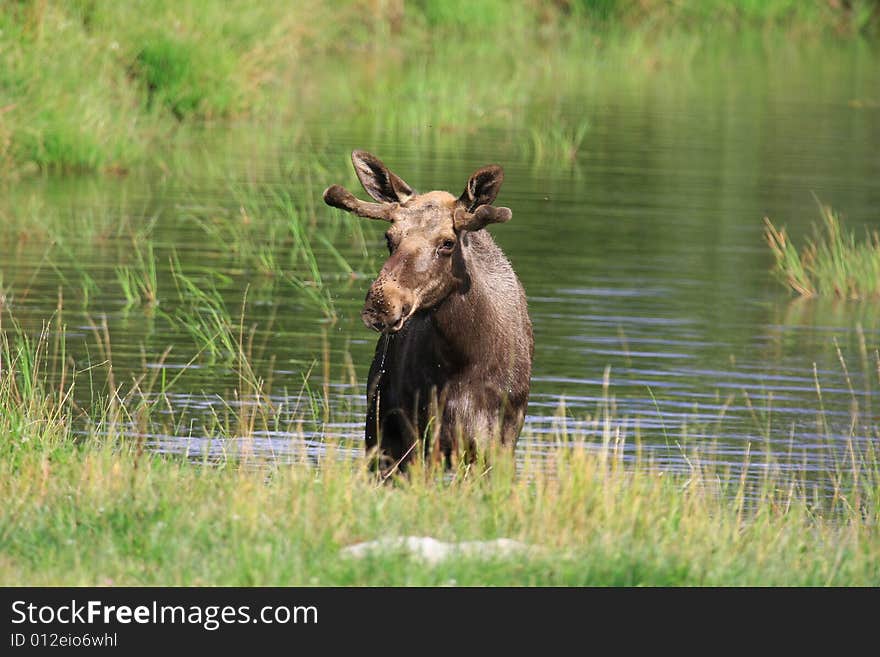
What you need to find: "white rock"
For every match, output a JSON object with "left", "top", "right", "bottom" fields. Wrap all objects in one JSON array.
[{"left": 340, "top": 536, "right": 536, "bottom": 566}]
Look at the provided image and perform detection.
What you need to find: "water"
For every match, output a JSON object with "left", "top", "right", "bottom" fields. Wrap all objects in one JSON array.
[{"left": 2, "top": 40, "right": 879, "bottom": 476}]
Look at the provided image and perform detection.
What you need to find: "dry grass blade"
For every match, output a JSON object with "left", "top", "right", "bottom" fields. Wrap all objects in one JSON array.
[{"left": 764, "top": 202, "right": 880, "bottom": 300}]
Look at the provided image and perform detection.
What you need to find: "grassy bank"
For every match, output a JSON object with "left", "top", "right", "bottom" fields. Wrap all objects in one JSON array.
[
  {"left": 0, "top": 305, "right": 878, "bottom": 586},
  {"left": 3, "top": 438, "right": 878, "bottom": 586},
  {"left": 1, "top": 0, "right": 878, "bottom": 175}
]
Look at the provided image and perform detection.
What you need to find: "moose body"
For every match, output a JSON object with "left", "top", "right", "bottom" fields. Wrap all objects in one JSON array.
[{"left": 324, "top": 151, "right": 532, "bottom": 472}]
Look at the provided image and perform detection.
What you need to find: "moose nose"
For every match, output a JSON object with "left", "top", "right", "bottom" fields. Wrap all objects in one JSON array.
[
  {"left": 362, "top": 296, "right": 413, "bottom": 333},
  {"left": 361, "top": 306, "right": 387, "bottom": 333},
  {"left": 363, "top": 275, "right": 415, "bottom": 333},
  {"left": 361, "top": 305, "right": 407, "bottom": 333}
]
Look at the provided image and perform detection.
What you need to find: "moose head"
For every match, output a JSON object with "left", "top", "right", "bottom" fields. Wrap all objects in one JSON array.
[{"left": 323, "top": 150, "right": 513, "bottom": 333}]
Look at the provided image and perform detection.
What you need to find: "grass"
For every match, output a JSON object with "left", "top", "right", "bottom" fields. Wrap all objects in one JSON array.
[
  {"left": 4, "top": 439, "right": 877, "bottom": 586},
  {"left": 180, "top": 175, "right": 354, "bottom": 322},
  {"left": 1, "top": 1, "right": 877, "bottom": 175},
  {"left": 132, "top": 35, "right": 240, "bottom": 120},
  {"left": 529, "top": 119, "right": 591, "bottom": 164},
  {"left": 0, "top": 297, "right": 878, "bottom": 586},
  {"left": 168, "top": 257, "right": 239, "bottom": 365},
  {"left": 574, "top": 0, "right": 880, "bottom": 35},
  {"left": 116, "top": 238, "right": 159, "bottom": 310},
  {"left": 764, "top": 201, "right": 880, "bottom": 299}
]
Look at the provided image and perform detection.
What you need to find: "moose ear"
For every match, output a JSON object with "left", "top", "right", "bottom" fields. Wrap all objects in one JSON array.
[
  {"left": 459, "top": 165, "right": 504, "bottom": 211},
  {"left": 351, "top": 150, "right": 414, "bottom": 204}
]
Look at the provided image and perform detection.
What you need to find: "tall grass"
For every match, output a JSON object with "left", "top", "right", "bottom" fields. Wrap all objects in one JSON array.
[
  {"left": 132, "top": 35, "right": 240, "bottom": 120},
  {"left": 116, "top": 239, "right": 159, "bottom": 309},
  {"left": 168, "top": 255, "right": 239, "bottom": 365},
  {"left": 764, "top": 201, "right": 880, "bottom": 299},
  {"left": 1, "top": 1, "right": 876, "bottom": 174},
  {"left": 570, "top": 0, "right": 880, "bottom": 34},
  {"left": 0, "top": 297, "right": 878, "bottom": 585},
  {"left": 179, "top": 175, "right": 350, "bottom": 321}
]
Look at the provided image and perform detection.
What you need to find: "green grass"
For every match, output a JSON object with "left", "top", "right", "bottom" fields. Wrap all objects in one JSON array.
[
  {"left": 764, "top": 201, "right": 880, "bottom": 299},
  {"left": 166, "top": 255, "right": 241, "bottom": 365},
  {"left": 571, "top": 0, "right": 879, "bottom": 34},
  {"left": 132, "top": 35, "right": 240, "bottom": 120},
  {"left": 0, "top": 302, "right": 877, "bottom": 586},
  {"left": 1, "top": 0, "right": 877, "bottom": 174},
  {"left": 116, "top": 237, "right": 159, "bottom": 309},
  {"left": 2, "top": 409, "right": 878, "bottom": 585},
  {"left": 529, "top": 118, "right": 591, "bottom": 164},
  {"left": 4, "top": 439, "right": 876, "bottom": 586}
]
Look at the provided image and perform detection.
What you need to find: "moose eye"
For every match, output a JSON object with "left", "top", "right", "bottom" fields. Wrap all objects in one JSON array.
[{"left": 438, "top": 238, "right": 456, "bottom": 255}]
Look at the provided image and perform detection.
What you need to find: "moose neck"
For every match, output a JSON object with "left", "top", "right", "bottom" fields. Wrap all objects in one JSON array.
[{"left": 431, "top": 233, "right": 505, "bottom": 366}]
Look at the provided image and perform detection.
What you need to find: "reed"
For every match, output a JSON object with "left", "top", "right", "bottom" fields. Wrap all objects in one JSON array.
[{"left": 764, "top": 201, "right": 880, "bottom": 299}]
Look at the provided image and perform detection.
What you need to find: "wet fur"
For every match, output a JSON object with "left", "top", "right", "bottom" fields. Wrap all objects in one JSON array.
[
  {"left": 324, "top": 151, "right": 533, "bottom": 474},
  {"left": 366, "top": 229, "right": 533, "bottom": 471}
]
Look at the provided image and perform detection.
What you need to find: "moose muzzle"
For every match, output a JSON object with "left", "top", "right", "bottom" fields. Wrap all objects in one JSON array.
[{"left": 361, "top": 275, "right": 415, "bottom": 334}]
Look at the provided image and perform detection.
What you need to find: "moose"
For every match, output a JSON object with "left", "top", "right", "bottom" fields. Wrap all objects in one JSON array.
[{"left": 323, "top": 151, "right": 533, "bottom": 474}]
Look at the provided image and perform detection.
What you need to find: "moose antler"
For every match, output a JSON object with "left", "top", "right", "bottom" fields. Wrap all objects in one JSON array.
[
  {"left": 323, "top": 185, "right": 396, "bottom": 221},
  {"left": 453, "top": 204, "right": 512, "bottom": 232}
]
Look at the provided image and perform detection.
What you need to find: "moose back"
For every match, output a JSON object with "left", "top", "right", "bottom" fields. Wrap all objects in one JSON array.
[{"left": 324, "top": 151, "right": 533, "bottom": 473}]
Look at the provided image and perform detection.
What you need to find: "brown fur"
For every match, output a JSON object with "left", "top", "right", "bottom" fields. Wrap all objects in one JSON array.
[{"left": 323, "top": 151, "right": 533, "bottom": 473}]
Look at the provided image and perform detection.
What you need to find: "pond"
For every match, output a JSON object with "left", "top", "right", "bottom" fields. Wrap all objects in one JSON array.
[{"left": 2, "top": 39, "right": 878, "bottom": 478}]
